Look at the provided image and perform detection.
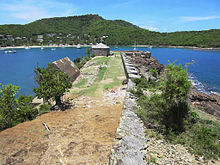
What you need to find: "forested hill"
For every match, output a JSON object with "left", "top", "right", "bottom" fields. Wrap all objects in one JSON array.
[{"left": 0, "top": 14, "right": 220, "bottom": 48}]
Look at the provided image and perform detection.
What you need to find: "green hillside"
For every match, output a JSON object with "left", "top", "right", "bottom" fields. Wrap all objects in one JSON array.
[{"left": 0, "top": 14, "right": 220, "bottom": 47}]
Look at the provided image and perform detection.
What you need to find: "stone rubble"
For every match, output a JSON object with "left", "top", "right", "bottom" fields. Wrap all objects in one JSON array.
[
  {"left": 144, "top": 136, "right": 209, "bottom": 165},
  {"left": 109, "top": 80, "right": 147, "bottom": 165}
]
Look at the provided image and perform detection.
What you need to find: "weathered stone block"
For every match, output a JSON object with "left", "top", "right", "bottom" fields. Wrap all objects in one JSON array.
[{"left": 51, "top": 57, "right": 80, "bottom": 82}]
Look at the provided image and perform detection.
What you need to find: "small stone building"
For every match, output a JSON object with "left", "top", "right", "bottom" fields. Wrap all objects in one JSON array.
[
  {"left": 92, "top": 43, "right": 110, "bottom": 56},
  {"left": 50, "top": 57, "right": 80, "bottom": 82}
]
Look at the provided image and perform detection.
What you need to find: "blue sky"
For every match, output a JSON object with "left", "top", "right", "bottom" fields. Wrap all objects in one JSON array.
[{"left": 0, "top": 0, "right": 220, "bottom": 32}]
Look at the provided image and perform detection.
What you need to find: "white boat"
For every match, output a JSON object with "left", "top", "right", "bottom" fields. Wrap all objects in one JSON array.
[
  {"left": 134, "top": 41, "right": 137, "bottom": 51},
  {"left": 4, "top": 50, "right": 16, "bottom": 54},
  {"left": 40, "top": 47, "right": 44, "bottom": 50},
  {"left": 25, "top": 46, "right": 30, "bottom": 50},
  {"left": 51, "top": 48, "right": 56, "bottom": 51},
  {"left": 76, "top": 44, "right": 81, "bottom": 49}
]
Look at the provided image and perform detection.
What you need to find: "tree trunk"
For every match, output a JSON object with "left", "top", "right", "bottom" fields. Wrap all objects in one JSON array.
[{"left": 55, "top": 96, "right": 62, "bottom": 106}]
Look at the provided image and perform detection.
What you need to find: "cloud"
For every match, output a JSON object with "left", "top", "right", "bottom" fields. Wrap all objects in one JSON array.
[
  {"left": 141, "top": 25, "right": 158, "bottom": 31},
  {"left": 2, "top": 0, "right": 78, "bottom": 23},
  {"left": 113, "top": 0, "right": 140, "bottom": 8},
  {"left": 181, "top": 16, "right": 220, "bottom": 21},
  {"left": 6, "top": 4, "right": 52, "bottom": 21}
]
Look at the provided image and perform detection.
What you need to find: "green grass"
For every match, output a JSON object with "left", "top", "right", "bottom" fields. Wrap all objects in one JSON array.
[
  {"left": 102, "top": 56, "right": 125, "bottom": 90},
  {"left": 82, "top": 67, "right": 96, "bottom": 73},
  {"left": 90, "top": 56, "right": 110, "bottom": 65},
  {"left": 103, "top": 83, "right": 118, "bottom": 90},
  {"left": 79, "top": 67, "right": 108, "bottom": 96},
  {"left": 112, "top": 51, "right": 121, "bottom": 55},
  {"left": 95, "top": 67, "right": 107, "bottom": 82},
  {"left": 144, "top": 117, "right": 220, "bottom": 161},
  {"left": 150, "top": 155, "right": 157, "bottom": 163},
  {"left": 73, "top": 78, "right": 88, "bottom": 87},
  {"left": 78, "top": 85, "right": 99, "bottom": 97},
  {"left": 168, "top": 118, "right": 220, "bottom": 160},
  {"left": 38, "top": 104, "right": 51, "bottom": 116},
  {"left": 74, "top": 56, "right": 125, "bottom": 97}
]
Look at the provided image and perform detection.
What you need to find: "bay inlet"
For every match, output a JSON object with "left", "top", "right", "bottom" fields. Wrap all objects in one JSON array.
[{"left": 0, "top": 47, "right": 220, "bottom": 96}]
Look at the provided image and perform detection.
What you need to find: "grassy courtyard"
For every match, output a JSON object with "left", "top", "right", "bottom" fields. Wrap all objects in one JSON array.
[{"left": 72, "top": 55, "right": 125, "bottom": 97}]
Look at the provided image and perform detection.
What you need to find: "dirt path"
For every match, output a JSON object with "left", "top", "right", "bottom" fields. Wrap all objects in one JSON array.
[
  {"left": 0, "top": 98, "right": 124, "bottom": 164},
  {"left": 0, "top": 56, "right": 126, "bottom": 165}
]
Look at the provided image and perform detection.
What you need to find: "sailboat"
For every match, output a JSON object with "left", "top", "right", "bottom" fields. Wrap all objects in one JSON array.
[
  {"left": 76, "top": 43, "right": 81, "bottom": 49},
  {"left": 134, "top": 41, "right": 137, "bottom": 51},
  {"left": 115, "top": 42, "right": 119, "bottom": 49}
]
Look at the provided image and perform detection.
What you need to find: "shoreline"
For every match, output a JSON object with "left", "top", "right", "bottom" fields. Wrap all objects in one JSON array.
[
  {"left": 0, "top": 44, "right": 91, "bottom": 50},
  {"left": 1, "top": 44, "right": 220, "bottom": 50},
  {"left": 130, "top": 45, "right": 220, "bottom": 50}
]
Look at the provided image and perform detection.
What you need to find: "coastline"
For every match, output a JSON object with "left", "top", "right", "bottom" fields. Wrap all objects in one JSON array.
[
  {"left": 0, "top": 44, "right": 91, "bottom": 50},
  {"left": 1, "top": 44, "right": 220, "bottom": 50},
  {"left": 134, "top": 45, "right": 220, "bottom": 50},
  {"left": 1, "top": 46, "right": 220, "bottom": 97}
]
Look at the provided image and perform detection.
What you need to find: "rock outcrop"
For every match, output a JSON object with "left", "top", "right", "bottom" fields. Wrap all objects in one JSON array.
[
  {"left": 121, "top": 51, "right": 164, "bottom": 81},
  {"left": 190, "top": 90, "right": 220, "bottom": 117},
  {"left": 125, "top": 51, "right": 164, "bottom": 75}
]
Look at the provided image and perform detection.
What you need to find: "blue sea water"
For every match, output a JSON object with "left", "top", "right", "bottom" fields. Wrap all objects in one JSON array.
[
  {"left": 0, "top": 47, "right": 87, "bottom": 96},
  {"left": 113, "top": 47, "right": 220, "bottom": 95},
  {"left": 0, "top": 46, "right": 220, "bottom": 96}
]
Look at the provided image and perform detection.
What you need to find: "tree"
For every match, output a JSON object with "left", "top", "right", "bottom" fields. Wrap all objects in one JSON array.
[
  {"left": 91, "top": 53, "right": 95, "bottom": 58},
  {"left": 33, "top": 64, "right": 72, "bottom": 106},
  {"left": 160, "top": 62, "right": 191, "bottom": 132},
  {"left": 133, "top": 62, "right": 192, "bottom": 133},
  {"left": 0, "top": 84, "right": 37, "bottom": 130},
  {"left": 85, "top": 48, "right": 91, "bottom": 58},
  {"left": 74, "top": 57, "right": 81, "bottom": 63}
]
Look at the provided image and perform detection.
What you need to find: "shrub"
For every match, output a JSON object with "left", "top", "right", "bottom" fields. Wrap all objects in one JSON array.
[
  {"left": 133, "top": 62, "right": 192, "bottom": 132},
  {"left": 85, "top": 48, "right": 91, "bottom": 57},
  {"left": 33, "top": 64, "right": 72, "bottom": 106},
  {"left": 0, "top": 84, "right": 37, "bottom": 131},
  {"left": 91, "top": 53, "right": 95, "bottom": 58},
  {"left": 132, "top": 76, "right": 157, "bottom": 90},
  {"left": 160, "top": 62, "right": 191, "bottom": 132},
  {"left": 38, "top": 104, "right": 51, "bottom": 116},
  {"left": 190, "top": 124, "right": 220, "bottom": 159},
  {"left": 74, "top": 54, "right": 92, "bottom": 69},
  {"left": 169, "top": 120, "right": 220, "bottom": 160},
  {"left": 132, "top": 62, "right": 220, "bottom": 160}
]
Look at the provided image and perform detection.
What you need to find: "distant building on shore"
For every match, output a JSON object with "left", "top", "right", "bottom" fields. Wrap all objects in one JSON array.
[
  {"left": 50, "top": 57, "right": 80, "bottom": 82},
  {"left": 92, "top": 43, "right": 110, "bottom": 56}
]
